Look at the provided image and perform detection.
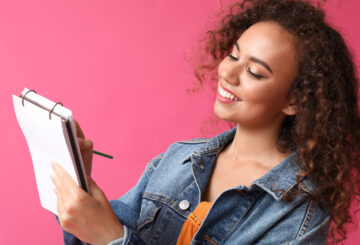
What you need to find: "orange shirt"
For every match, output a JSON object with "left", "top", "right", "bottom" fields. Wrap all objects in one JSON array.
[{"left": 176, "top": 201, "right": 213, "bottom": 245}]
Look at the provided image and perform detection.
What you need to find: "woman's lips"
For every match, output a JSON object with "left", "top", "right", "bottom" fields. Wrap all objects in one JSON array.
[
  {"left": 216, "top": 91, "right": 241, "bottom": 104},
  {"left": 216, "top": 91, "right": 237, "bottom": 103},
  {"left": 220, "top": 84, "right": 239, "bottom": 99},
  {"left": 216, "top": 84, "right": 241, "bottom": 103}
]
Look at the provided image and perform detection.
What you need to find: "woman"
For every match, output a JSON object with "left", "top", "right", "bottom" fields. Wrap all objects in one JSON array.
[{"left": 51, "top": 0, "right": 360, "bottom": 244}]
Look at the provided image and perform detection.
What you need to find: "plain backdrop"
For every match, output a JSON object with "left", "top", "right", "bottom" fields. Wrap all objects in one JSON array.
[{"left": 1, "top": 0, "right": 359, "bottom": 244}]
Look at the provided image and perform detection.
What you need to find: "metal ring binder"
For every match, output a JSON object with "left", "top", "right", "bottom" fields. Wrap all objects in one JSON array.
[
  {"left": 49, "top": 102, "right": 63, "bottom": 120},
  {"left": 22, "top": 90, "right": 37, "bottom": 106}
]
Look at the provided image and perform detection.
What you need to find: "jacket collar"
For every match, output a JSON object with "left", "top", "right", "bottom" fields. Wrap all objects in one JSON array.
[
  {"left": 195, "top": 126, "right": 237, "bottom": 155},
  {"left": 250, "top": 152, "right": 316, "bottom": 200},
  {"left": 181, "top": 126, "right": 316, "bottom": 200}
]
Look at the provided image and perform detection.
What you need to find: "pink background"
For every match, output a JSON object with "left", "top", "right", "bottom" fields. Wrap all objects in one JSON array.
[{"left": 0, "top": 0, "right": 359, "bottom": 244}]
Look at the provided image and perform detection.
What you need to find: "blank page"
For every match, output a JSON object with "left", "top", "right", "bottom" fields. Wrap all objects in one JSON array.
[{"left": 13, "top": 94, "right": 80, "bottom": 216}]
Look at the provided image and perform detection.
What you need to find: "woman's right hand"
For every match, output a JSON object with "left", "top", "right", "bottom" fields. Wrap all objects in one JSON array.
[
  {"left": 51, "top": 163, "right": 124, "bottom": 245},
  {"left": 74, "top": 120, "right": 93, "bottom": 177}
]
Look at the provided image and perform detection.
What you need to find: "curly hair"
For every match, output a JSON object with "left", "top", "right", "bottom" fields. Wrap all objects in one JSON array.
[{"left": 195, "top": 0, "right": 360, "bottom": 243}]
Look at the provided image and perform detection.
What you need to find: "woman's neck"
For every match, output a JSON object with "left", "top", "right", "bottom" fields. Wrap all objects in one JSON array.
[{"left": 224, "top": 123, "right": 290, "bottom": 169}]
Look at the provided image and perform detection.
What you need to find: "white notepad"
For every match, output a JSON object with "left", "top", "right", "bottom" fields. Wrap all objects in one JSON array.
[{"left": 13, "top": 88, "right": 89, "bottom": 216}]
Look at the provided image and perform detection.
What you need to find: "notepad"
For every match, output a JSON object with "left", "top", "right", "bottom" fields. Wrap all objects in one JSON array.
[{"left": 13, "top": 88, "right": 89, "bottom": 216}]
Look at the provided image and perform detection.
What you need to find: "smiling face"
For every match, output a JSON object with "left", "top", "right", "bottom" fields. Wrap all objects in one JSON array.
[{"left": 214, "top": 21, "right": 299, "bottom": 129}]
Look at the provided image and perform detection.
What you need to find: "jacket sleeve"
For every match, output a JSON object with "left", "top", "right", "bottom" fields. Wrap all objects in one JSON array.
[{"left": 60, "top": 153, "right": 164, "bottom": 245}]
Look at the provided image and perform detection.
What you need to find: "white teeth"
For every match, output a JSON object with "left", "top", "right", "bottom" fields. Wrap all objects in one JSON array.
[{"left": 218, "top": 86, "right": 240, "bottom": 101}]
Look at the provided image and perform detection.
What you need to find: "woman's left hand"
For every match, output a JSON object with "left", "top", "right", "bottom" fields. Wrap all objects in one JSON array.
[{"left": 50, "top": 162, "right": 124, "bottom": 245}]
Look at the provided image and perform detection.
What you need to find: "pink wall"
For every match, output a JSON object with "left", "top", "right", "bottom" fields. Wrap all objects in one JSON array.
[{"left": 0, "top": 0, "right": 359, "bottom": 244}]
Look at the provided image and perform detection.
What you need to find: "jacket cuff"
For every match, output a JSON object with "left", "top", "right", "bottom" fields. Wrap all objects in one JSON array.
[{"left": 107, "top": 225, "right": 129, "bottom": 245}]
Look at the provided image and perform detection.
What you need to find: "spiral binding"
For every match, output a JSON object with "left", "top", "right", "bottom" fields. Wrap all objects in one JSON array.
[
  {"left": 21, "top": 89, "right": 37, "bottom": 106},
  {"left": 21, "top": 89, "right": 64, "bottom": 120},
  {"left": 49, "top": 102, "right": 63, "bottom": 120}
]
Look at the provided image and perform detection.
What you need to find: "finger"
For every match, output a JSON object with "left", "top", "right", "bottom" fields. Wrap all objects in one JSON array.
[
  {"left": 51, "top": 179, "right": 69, "bottom": 226},
  {"left": 53, "top": 186, "right": 58, "bottom": 196},
  {"left": 78, "top": 138, "right": 94, "bottom": 151},
  {"left": 56, "top": 196, "right": 78, "bottom": 235},
  {"left": 74, "top": 120, "right": 85, "bottom": 138},
  {"left": 77, "top": 138, "right": 93, "bottom": 176},
  {"left": 87, "top": 177, "right": 107, "bottom": 201},
  {"left": 50, "top": 170, "right": 67, "bottom": 200},
  {"left": 52, "top": 184, "right": 64, "bottom": 210},
  {"left": 51, "top": 162, "right": 85, "bottom": 196}
]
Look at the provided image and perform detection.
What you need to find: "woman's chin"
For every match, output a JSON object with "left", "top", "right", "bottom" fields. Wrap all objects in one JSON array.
[{"left": 213, "top": 106, "right": 239, "bottom": 124}]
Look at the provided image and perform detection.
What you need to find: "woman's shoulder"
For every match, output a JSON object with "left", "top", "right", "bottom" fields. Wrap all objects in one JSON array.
[
  {"left": 167, "top": 127, "right": 236, "bottom": 155},
  {"left": 153, "top": 136, "right": 211, "bottom": 166},
  {"left": 148, "top": 128, "right": 236, "bottom": 169}
]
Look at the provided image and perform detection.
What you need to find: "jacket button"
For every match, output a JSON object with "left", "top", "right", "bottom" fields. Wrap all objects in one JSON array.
[{"left": 179, "top": 200, "right": 190, "bottom": 210}]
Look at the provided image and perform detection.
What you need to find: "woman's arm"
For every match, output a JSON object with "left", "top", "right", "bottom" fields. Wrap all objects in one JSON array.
[
  {"left": 52, "top": 120, "right": 125, "bottom": 245},
  {"left": 54, "top": 153, "right": 163, "bottom": 245},
  {"left": 54, "top": 121, "right": 163, "bottom": 244},
  {"left": 51, "top": 163, "right": 124, "bottom": 245}
]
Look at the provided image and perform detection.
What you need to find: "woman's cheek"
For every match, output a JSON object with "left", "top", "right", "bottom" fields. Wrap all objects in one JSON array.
[
  {"left": 245, "top": 81, "right": 281, "bottom": 104},
  {"left": 241, "top": 83, "right": 268, "bottom": 103}
]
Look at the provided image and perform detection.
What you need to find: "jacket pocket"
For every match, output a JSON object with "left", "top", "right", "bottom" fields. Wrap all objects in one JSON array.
[
  {"left": 137, "top": 199, "right": 163, "bottom": 232},
  {"left": 136, "top": 196, "right": 186, "bottom": 244}
]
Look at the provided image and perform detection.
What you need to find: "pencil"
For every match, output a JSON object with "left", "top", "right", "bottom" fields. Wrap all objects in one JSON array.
[{"left": 93, "top": 150, "right": 114, "bottom": 159}]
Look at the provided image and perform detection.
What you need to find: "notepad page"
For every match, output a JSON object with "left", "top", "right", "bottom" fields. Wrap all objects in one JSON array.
[
  {"left": 13, "top": 95, "right": 80, "bottom": 216},
  {"left": 19, "top": 88, "right": 89, "bottom": 193}
]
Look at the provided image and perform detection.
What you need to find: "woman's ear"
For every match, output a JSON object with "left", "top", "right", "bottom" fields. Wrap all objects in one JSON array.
[{"left": 282, "top": 101, "right": 297, "bottom": 116}]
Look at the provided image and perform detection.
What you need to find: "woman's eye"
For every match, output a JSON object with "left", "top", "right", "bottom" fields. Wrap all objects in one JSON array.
[
  {"left": 228, "top": 53, "right": 238, "bottom": 61},
  {"left": 247, "top": 67, "right": 264, "bottom": 79}
]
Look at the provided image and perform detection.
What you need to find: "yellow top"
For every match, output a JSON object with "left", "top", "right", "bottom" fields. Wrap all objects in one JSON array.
[{"left": 176, "top": 201, "right": 213, "bottom": 245}]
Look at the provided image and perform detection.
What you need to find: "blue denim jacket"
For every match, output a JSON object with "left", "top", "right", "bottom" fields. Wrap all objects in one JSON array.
[{"left": 62, "top": 127, "right": 330, "bottom": 245}]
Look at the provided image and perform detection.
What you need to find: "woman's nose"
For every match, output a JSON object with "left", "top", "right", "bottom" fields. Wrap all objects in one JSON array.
[{"left": 220, "top": 62, "right": 241, "bottom": 86}]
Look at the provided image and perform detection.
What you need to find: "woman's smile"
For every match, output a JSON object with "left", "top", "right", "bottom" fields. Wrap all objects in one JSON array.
[{"left": 216, "top": 84, "right": 241, "bottom": 103}]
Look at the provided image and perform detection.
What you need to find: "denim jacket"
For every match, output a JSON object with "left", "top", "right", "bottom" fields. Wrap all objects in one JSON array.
[{"left": 62, "top": 127, "right": 330, "bottom": 245}]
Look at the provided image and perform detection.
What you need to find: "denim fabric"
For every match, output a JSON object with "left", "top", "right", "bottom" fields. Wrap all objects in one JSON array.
[
  {"left": 108, "top": 226, "right": 128, "bottom": 245},
  {"left": 62, "top": 127, "right": 330, "bottom": 245}
]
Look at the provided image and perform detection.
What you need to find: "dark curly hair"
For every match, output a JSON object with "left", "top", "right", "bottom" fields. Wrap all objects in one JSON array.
[{"left": 195, "top": 0, "right": 360, "bottom": 243}]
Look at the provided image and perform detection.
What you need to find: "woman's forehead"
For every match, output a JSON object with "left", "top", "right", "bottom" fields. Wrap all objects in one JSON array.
[
  {"left": 237, "top": 21, "right": 298, "bottom": 74},
  {"left": 238, "top": 22, "right": 296, "bottom": 58}
]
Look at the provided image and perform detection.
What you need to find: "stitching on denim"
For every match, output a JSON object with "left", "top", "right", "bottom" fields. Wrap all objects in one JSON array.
[
  {"left": 196, "top": 148, "right": 219, "bottom": 155},
  {"left": 147, "top": 162, "right": 154, "bottom": 177},
  {"left": 143, "top": 192, "right": 174, "bottom": 204},
  {"left": 143, "top": 192, "right": 188, "bottom": 219},
  {"left": 296, "top": 200, "right": 315, "bottom": 238},
  {"left": 219, "top": 194, "right": 259, "bottom": 244},
  {"left": 137, "top": 205, "right": 162, "bottom": 232},
  {"left": 146, "top": 155, "right": 163, "bottom": 177},
  {"left": 203, "top": 235, "right": 218, "bottom": 245},
  {"left": 301, "top": 181, "right": 314, "bottom": 195}
]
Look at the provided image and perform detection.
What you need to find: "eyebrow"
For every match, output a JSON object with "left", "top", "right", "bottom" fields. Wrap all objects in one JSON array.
[{"left": 234, "top": 41, "right": 273, "bottom": 74}]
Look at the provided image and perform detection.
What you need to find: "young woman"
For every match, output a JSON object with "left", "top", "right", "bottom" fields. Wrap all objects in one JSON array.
[{"left": 51, "top": 0, "right": 360, "bottom": 244}]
